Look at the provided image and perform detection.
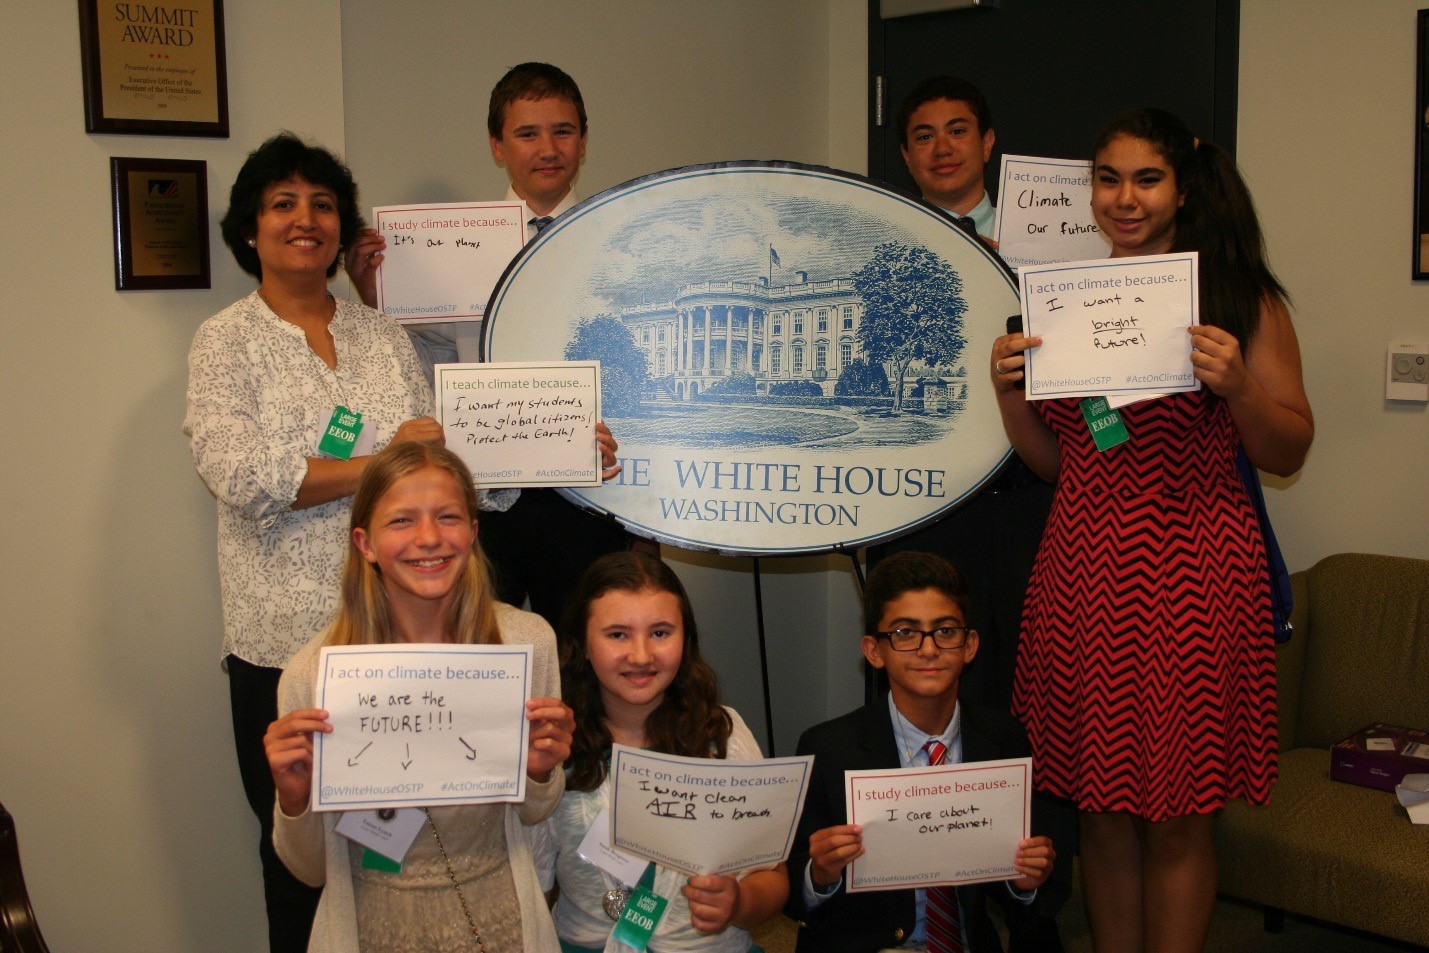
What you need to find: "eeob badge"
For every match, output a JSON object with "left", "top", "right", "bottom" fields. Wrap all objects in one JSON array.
[{"left": 484, "top": 162, "right": 1017, "bottom": 556}]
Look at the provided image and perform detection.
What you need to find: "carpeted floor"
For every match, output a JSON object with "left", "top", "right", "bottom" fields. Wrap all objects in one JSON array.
[{"left": 750, "top": 860, "right": 1423, "bottom": 952}]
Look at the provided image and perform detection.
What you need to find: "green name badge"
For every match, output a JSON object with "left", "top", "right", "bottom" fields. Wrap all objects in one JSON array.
[
  {"left": 611, "top": 883, "right": 668, "bottom": 952},
  {"left": 360, "top": 847, "right": 401, "bottom": 873},
  {"left": 317, "top": 405, "right": 364, "bottom": 460},
  {"left": 1080, "top": 397, "right": 1129, "bottom": 452}
]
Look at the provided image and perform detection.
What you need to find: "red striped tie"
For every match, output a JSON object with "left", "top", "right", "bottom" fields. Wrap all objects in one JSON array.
[{"left": 923, "top": 740, "right": 964, "bottom": 953}]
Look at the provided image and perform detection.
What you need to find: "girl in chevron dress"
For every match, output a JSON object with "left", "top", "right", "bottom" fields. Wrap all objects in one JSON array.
[{"left": 991, "top": 108, "right": 1313, "bottom": 953}]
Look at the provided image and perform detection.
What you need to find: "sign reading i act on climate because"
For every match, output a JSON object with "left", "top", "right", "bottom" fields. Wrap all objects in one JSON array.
[
  {"left": 993, "top": 155, "right": 1109, "bottom": 271},
  {"left": 1020, "top": 252, "right": 1200, "bottom": 402},
  {"left": 313, "top": 644, "right": 532, "bottom": 811},
  {"left": 609, "top": 745, "right": 813, "bottom": 876}
]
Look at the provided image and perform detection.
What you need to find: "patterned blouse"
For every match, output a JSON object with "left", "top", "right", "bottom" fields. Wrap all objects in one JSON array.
[{"left": 184, "top": 292, "right": 433, "bottom": 666}]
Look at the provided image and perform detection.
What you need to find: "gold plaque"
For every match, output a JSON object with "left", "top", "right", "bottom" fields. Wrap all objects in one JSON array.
[
  {"left": 79, "top": 0, "right": 229, "bottom": 137},
  {"left": 111, "top": 157, "right": 211, "bottom": 290}
]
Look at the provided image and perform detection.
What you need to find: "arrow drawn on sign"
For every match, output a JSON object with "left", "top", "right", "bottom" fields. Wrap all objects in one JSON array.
[
  {"left": 348, "top": 741, "right": 372, "bottom": 767},
  {"left": 401, "top": 743, "right": 413, "bottom": 771},
  {"left": 460, "top": 737, "right": 478, "bottom": 761}
]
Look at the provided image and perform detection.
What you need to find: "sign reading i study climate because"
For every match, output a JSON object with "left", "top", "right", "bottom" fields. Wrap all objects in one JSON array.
[
  {"left": 844, "top": 757, "right": 1031, "bottom": 892},
  {"left": 373, "top": 201, "right": 526, "bottom": 323}
]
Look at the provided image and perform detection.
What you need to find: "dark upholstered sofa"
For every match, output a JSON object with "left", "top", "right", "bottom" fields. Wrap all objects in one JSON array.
[{"left": 1215, "top": 553, "right": 1429, "bottom": 947}]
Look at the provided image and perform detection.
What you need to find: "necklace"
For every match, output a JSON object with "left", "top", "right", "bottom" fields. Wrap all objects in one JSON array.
[
  {"left": 603, "top": 883, "right": 631, "bottom": 920},
  {"left": 424, "top": 808, "right": 488, "bottom": 952}
]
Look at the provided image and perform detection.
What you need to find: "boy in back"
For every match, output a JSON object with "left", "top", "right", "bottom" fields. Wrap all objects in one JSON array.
[
  {"left": 346, "top": 63, "right": 629, "bottom": 627},
  {"left": 787, "top": 551, "right": 1054, "bottom": 952}
]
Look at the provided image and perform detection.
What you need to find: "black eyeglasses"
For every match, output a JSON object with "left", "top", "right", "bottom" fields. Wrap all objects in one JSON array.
[{"left": 875, "top": 626, "right": 970, "bottom": 651}]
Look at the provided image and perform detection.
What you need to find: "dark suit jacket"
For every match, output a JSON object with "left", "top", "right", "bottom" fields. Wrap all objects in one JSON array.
[{"left": 785, "top": 698, "right": 1037, "bottom": 953}]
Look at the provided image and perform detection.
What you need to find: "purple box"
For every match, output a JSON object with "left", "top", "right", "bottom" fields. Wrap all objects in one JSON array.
[{"left": 1330, "top": 723, "right": 1429, "bottom": 792}]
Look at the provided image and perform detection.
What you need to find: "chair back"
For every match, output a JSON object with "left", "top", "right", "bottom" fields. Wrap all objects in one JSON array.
[
  {"left": 1283, "top": 553, "right": 1429, "bottom": 750},
  {"left": 1, "top": 801, "right": 52, "bottom": 953}
]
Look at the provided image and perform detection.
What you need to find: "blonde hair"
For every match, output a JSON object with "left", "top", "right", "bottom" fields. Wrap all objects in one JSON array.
[{"left": 324, "top": 443, "right": 500, "bottom": 647}]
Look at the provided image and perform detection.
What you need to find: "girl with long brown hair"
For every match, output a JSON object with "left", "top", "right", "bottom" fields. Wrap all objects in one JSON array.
[
  {"left": 534, "top": 552, "right": 787, "bottom": 952},
  {"left": 264, "top": 442, "right": 572, "bottom": 952}
]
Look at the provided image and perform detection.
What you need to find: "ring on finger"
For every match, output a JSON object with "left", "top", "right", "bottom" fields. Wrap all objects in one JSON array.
[{"left": 994, "top": 360, "right": 1006, "bottom": 374}]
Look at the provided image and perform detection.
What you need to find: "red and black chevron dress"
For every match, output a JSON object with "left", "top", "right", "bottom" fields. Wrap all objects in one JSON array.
[{"left": 1012, "top": 388, "right": 1276, "bottom": 822}]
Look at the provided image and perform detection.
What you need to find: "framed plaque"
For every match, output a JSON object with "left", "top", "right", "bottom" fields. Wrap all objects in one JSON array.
[
  {"left": 484, "top": 161, "right": 1019, "bottom": 556},
  {"left": 78, "top": 0, "right": 229, "bottom": 137},
  {"left": 1417, "top": 9, "right": 1429, "bottom": 279},
  {"left": 110, "top": 157, "right": 210, "bottom": 290}
]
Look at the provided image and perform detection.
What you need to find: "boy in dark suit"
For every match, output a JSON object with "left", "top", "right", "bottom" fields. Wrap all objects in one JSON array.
[{"left": 787, "top": 551, "right": 1054, "bottom": 952}]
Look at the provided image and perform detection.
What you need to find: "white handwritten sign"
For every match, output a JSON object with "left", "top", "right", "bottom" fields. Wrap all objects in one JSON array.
[
  {"left": 844, "top": 757, "right": 1031, "bottom": 893},
  {"left": 436, "top": 361, "right": 602, "bottom": 489},
  {"left": 373, "top": 201, "right": 526, "bottom": 324},
  {"left": 994, "top": 155, "right": 1109, "bottom": 271},
  {"left": 1020, "top": 252, "right": 1200, "bottom": 401},
  {"left": 608, "top": 745, "right": 813, "bottom": 876},
  {"left": 312, "top": 644, "right": 532, "bottom": 811}
]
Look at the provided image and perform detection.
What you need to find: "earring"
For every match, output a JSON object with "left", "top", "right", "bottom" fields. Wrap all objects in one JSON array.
[{"left": 247, "top": 238, "right": 256, "bottom": 247}]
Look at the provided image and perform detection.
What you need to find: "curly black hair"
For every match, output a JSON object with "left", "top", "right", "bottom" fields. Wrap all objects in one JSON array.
[{"left": 218, "top": 132, "right": 364, "bottom": 281}]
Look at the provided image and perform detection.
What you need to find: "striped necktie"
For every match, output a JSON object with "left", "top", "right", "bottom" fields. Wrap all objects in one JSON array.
[{"left": 923, "top": 739, "right": 964, "bottom": 953}]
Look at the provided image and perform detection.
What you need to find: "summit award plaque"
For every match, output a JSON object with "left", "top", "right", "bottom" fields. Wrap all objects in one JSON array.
[{"left": 79, "top": 0, "right": 229, "bottom": 137}]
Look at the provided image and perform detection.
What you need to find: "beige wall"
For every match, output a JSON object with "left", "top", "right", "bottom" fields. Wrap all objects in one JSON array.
[
  {"left": 340, "top": 0, "right": 834, "bottom": 208},
  {"left": 339, "top": 0, "right": 873, "bottom": 760},
  {"left": 1238, "top": 1, "right": 1428, "bottom": 569},
  {"left": 0, "top": 3, "right": 346, "bottom": 951},
  {"left": 1, "top": 2, "right": 1423, "bottom": 951},
  {"left": 0, "top": 4, "right": 864, "bottom": 952}
]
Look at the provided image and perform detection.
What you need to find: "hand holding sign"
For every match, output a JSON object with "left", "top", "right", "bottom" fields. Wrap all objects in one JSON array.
[
  {"left": 1187, "top": 322, "right": 1251, "bottom": 400},
  {"left": 808, "top": 822, "right": 865, "bottom": 891},
  {"left": 1009, "top": 837, "right": 1056, "bottom": 892},
  {"left": 525, "top": 696, "right": 575, "bottom": 783},
  {"left": 681, "top": 874, "right": 742, "bottom": 934},
  {"left": 264, "top": 707, "right": 332, "bottom": 817},
  {"left": 345, "top": 227, "right": 387, "bottom": 307}
]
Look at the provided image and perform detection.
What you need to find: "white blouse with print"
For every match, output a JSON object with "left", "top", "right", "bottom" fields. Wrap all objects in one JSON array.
[{"left": 184, "top": 291, "right": 433, "bottom": 667}]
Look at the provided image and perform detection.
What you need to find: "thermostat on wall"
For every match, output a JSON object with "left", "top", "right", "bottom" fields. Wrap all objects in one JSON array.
[{"left": 1387, "top": 340, "right": 1429, "bottom": 401}]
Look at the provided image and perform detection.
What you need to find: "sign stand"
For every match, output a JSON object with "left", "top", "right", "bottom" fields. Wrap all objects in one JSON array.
[
  {"left": 748, "top": 548, "right": 872, "bottom": 757},
  {"left": 751, "top": 556, "right": 776, "bottom": 757}
]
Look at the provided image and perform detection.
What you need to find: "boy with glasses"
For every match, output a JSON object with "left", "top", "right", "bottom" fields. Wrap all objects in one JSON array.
[{"left": 786, "top": 551, "right": 1054, "bottom": 952}]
